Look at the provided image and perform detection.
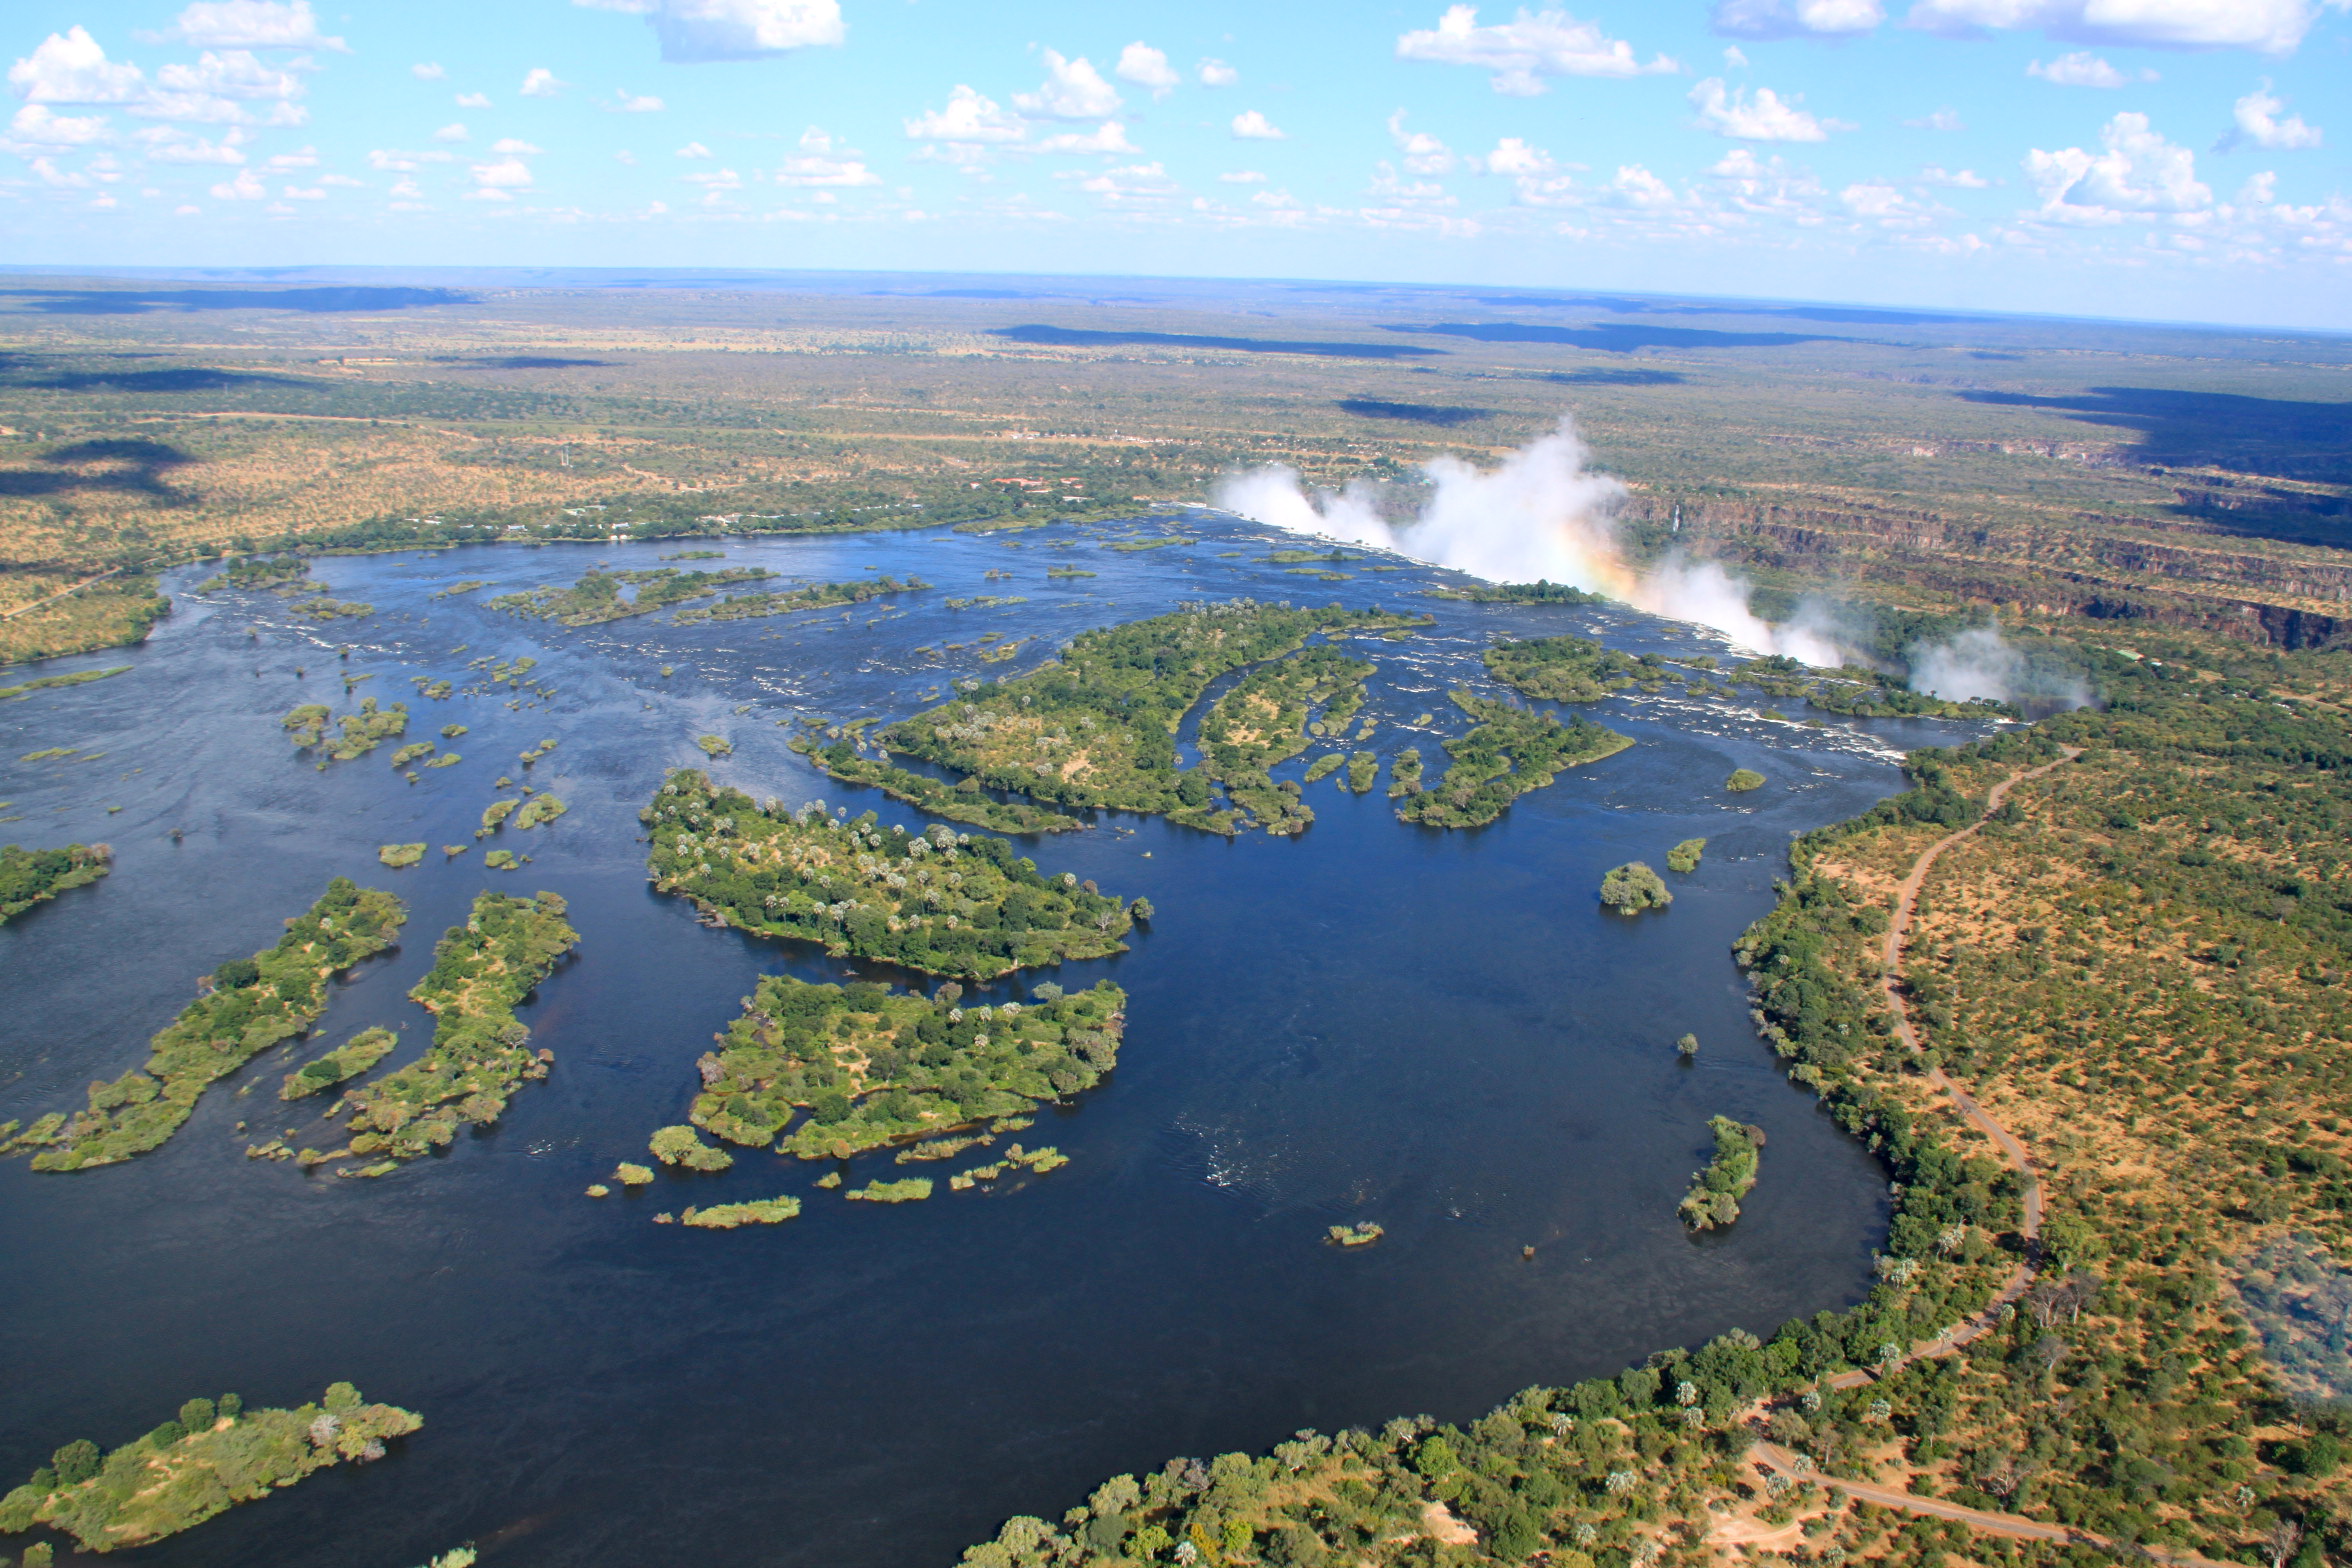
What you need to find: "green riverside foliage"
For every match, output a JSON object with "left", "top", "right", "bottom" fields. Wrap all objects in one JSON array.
[
  {"left": 681, "top": 1195, "right": 803, "bottom": 1228},
  {"left": 1483, "top": 634, "right": 1652, "bottom": 702},
  {"left": 1726, "top": 767, "right": 1767, "bottom": 793},
  {"left": 645, "top": 770, "right": 1133, "bottom": 979},
  {"left": 280, "top": 1027, "right": 399, "bottom": 1099},
  {"left": 488, "top": 565, "right": 775, "bottom": 625},
  {"left": 1386, "top": 747, "right": 1423, "bottom": 798},
  {"left": 880, "top": 600, "right": 1429, "bottom": 819},
  {"left": 696, "top": 734, "right": 733, "bottom": 758},
  {"left": 790, "top": 738, "right": 1088, "bottom": 833},
  {"left": 291, "top": 596, "right": 372, "bottom": 622},
  {"left": 1678, "top": 1115, "right": 1764, "bottom": 1229},
  {"left": 196, "top": 554, "right": 310, "bottom": 592},
  {"left": 651, "top": 1123, "right": 735, "bottom": 1171},
  {"left": 1302, "top": 753, "right": 1345, "bottom": 785},
  {"left": 284, "top": 696, "right": 408, "bottom": 763},
  {"left": 1666, "top": 837, "right": 1707, "bottom": 873},
  {"left": 1328, "top": 1221, "right": 1385, "bottom": 1247},
  {"left": 0, "top": 1384, "right": 420, "bottom": 1553},
  {"left": 683, "top": 973, "right": 1126, "bottom": 1161},
  {"left": 0, "top": 841, "right": 109, "bottom": 923},
  {"left": 1396, "top": 690, "right": 1633, "bottom": 829},
  {"left": 513, "top": 794, "right": 567, "bottom": 829},
  {"left": 1599, "top": 861, "right": 1673, "bottom": 913},
  {"left": 1194, "top": 644, "right": 1374, "bottom": 835},
  {"left": 1426, "top": 578, "right": 1609, "bottom": 605},
  {"left": 671, "top": 573, "right": 929, "bottom": 624},
  {"left": 1344, "top": 750, "right": 1379, "bottom": 792},
  {"left": 377, "top": 842, "right": 426, "bottom": 868},
  {"left": 14, "top": 878, "right": 406, "bottom": 1170},
  {"left": 0, "top": 666, "right": 129, "bottom": 702},
  {"left": 336, "top": 891, "right": 578, "bottom": 1170}
]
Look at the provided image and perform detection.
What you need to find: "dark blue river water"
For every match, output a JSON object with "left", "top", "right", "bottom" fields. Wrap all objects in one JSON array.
[{"left": 0, "top": 517, "right": 1979, "bottom": 1568}]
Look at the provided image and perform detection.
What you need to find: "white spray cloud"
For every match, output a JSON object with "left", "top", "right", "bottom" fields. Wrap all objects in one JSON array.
[
  {"left": 1214, "top": 415, "right": 1843, "bottom": 666},
  {"left": 1905, "top": 625, "right": 2087, "bottom": 709}
]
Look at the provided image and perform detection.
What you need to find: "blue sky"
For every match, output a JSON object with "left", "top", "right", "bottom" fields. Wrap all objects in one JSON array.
[{"left": 4, "top": 0, "right": 2348, "bottom": 327}]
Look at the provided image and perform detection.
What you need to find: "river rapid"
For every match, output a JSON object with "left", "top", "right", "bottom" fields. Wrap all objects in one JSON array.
[{"left": 0, "top": 515, "right": 1984, "bottom": 1568}]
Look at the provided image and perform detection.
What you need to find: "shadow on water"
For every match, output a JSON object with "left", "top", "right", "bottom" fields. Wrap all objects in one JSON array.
[
  {"left": 990, "top": 324, "right": 1444, "bottom": 360},
  {"left": 1541, "top": 367, "right": 1689, "bottom": 387},
  {"left": 0, "top": 286, "right": 471, "bottom": 316},
  {"left": 1469, "top": 295, "right": 1981, "bottom": 327},
  {"left": 0, "top": 438, "right": 198, "bottom": 500},
  {"left": 0, "top": 526, "right": 1982, "bottom": 1568}
]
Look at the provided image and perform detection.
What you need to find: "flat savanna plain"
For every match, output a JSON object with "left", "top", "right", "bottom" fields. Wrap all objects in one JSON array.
[{"left": 0, "top": 270, "right": 2348, "bottom": 663}]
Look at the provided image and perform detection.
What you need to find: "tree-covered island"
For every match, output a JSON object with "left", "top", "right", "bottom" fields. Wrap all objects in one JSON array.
[
  {"left": 1426, "top": 579, "right": 1608, "bottom": 605},
  {"left": 0, "top": 1384, "right": 421, "bottom": 1554},
  {"left": 1395, "top": 691, "right": 1632, "bottom": 830},
  {"left": 786, "top": 736, "right": 1089, "bottom": 834},
  {"left": 645, "top": 769, "right": 1134, "bottom": 979},
  {"left": 1678, "top": 1115, "right": 1764, "bottom": 1230},
  {"left": 1483, "top": 634, "right": 1654, "bottom": 703},
  {"left": 874, "top": 601, "right": 1429, "bottom": 822},
  {"left": 0, "top": 841, "right": 110, "bottom": 924},
  {"left": 280, "top": 1027, "right": 399, "bottom": 1100},
  {"left": 679, "top": 973, "right": 1127, "bottom": 1161},
  {"left": 332, "top": 891, "right": 579, "bottom": 1173},
  {"left": 1192, "top": 644, "right": 1375, "bottom": 835},
  {"left": 487, "top": 565, "right": 776, "bottom": 625},
  {"left": 7, "top": 878, "right": 407, "bottom": 1170},
  {"left": 671, "top": 574, "right": 930, "bottom": 624}
]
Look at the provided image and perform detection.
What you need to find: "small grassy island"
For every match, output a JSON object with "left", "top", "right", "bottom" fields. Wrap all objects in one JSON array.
[
  {"left": 1599, "top": 861, "right": 1673, "bottom": 914},
  {"left": 848, "top": 1176, "right": 936, "bottom": 1202},
  {"left": 1726, "top": 767, "right": 1766, "bottom": 793},
  {"left": 1678, "top": 1115, "right": 1764, "bottom": 1230},
  {"left": 9, "top": 878, "right": 407, "bottom": 1170},
  {"left": 671, "top": 574, "right": 929, "bottom": 624},
  {"left": 377, "top": 843, "right": 426, "bottom": 868},
  {"left": 1665, "top": 837, "right": 1706, "bottom": 873},
  {"left": 280, "top": 1027, "right": 399, "bottom": 1099},
  {"left": 0, "top": 666, "right": 129, "bottom": 703},
  {"left": 1395, "top": 691, "right": 1632, "bottom": 829},
  {"left": 0, "top": 1384, "right": 420, "bottom": 1553},
  {"left": 645, "top": 769, "right": 1135, "bottom": 979},
  {"left": 488, "top": 565, "right": 776, "bottom": 626},
  {"left": 877, "top": 601, "right": 1429, "bottom": 822},
  {"left": 284, "top": 697, "right": 408, "bottom": 763},
  {"left": 1427, "top": 578, "right": 1607, "bottom": 605},
  {"left": 334, "top": 891, "right": 579, "bottom": 1172},
  {"left": 1483, "top": 633, "right": 1651, "bottom": 703},
  {"left": 0, "top": 841, "right": 110, "bottom": 924},
  {"left": 681, "top": 1195, "right": 803, "bottom": 1228},
  {"left": 675, "top": 972, "right": 1127, "bottom": 1162},
  {"left": 1327, "top": 1221, "right": 1385, "bottom": 1247},
  {"left": 197, "top": 555, "right": 312, "bottom": 593}
]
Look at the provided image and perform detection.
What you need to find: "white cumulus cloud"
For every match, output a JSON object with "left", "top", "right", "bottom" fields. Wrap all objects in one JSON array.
[
  {"left": 1917, "top": 163, "right": 1993, "bottom": 185},
  {"left": 210, "top": 165, "right": 267, "bottom": 198},
  {"left": 1015, "top": 50, "right": 1123, "bottom": 120},
  {"left": 2026, "top": 110, "right": 2211, "bottom": 222},
  {"left": 6, "top": 104, "right": 113, "bottom": 147},
  {"left": 1231, "top": 108, "right": 1286, "bottom": 140},
  {"left": 1115, "top": 43, "right": 1180, "bottom": 95},
  {"left": 2217, "top": 81, "right": 2321, "bottom": 149},
  {"left": 9, "top": 28, "right": 148, "bottom": 105},
  {"left": 1197, "top": 58, "right": 1239, "bottom": 86},
  {"left": 606, "top": 91, "right": 665, "bottom": 112},
  {"left": 138, "top": 124, "right": 251, "bottom": 162},
  {"left": 1690, "top": 77, "right": 1851, "bottom": 140},
  {"left": 1388, "top": 110, "right": 1456, "bottom": 174},
  {"left": 144, "top": 2, "right": 347, "bottom": 52},
  {"left": 520, "top": 68, "right": 567, "bottom": 97},
  {"left": 579, "top": 0, "right": 846, "bottom": 63},
  {"left": 1713, "top": 0, "right": 1886, "bottom": 38},
  {"left": 1906, "top": 106, "right": 1966, "bottom": 130},
  {"left": 471, "top": 154, "right": 534, "bottom": 188},
  {"left": 434, "top": 122, "right": 469, "bottom": 142},
  {"left": 456, "top": 92, "right": 491, "bottom": 108},
  {"left": 777, "top": 127, "right": 881, "bottom": 186},
  {"left": 677, "top": 140, "right": 712, "bottom": 157},
  {"left": 1904, "top": 0, "right": 2326, "bottom": 54},
  {"left": 2028, "top": 51, "right": 2149, "bottom": 85},
  {"left": 904, "top": 84, "right": 1027, "bottom": 144},
  {"left": 412, "top": 62, "right": 446, "bottom": 80},
  {"left": 157, "top": 50, "right": 307, "bottom": 101},
  {"left": 1397, "top": 7, "right": 1679, "bottom": 96},
  {"left": 1035, "top": 122, "right": 1141, "bottom": 155},
  {"left": 1478, "top": 136, "right": 1554, "bottom": 175}
]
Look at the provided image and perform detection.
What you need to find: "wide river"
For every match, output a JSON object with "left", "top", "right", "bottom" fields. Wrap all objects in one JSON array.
[{"left": 0, "top": 515, "right": 1979, "bottom": 1568}]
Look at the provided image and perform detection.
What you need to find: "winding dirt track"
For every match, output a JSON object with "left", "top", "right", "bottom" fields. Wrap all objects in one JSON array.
[
  {"left": 0, "top": 566, "right": 122, "bottom": 622},
  {"left": 1726, "top": 749, "right": 2255, "bottom": 1561}
]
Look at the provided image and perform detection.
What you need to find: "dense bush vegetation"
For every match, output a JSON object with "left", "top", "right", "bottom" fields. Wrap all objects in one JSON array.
[
  {"left": 0, "top": 841, "right": 109, "bottom": 923},
  {"left": 676, "top": 971, "right": 1125, "bottom": 1161},
  {"left": 1397, "top": 691, "right": 1633, "bottom": 829},
  {"left": 336, "top": 891, "right": 578, "bottom": 1172},
  {"left": 0, "top": 1384, "right": 419, "bottom": 1552},
  {"left": 646, "top": 769, "right": 1133, "bottom": 979},
  {"left": 672, "top": 573, "right": 929, "bottom": 624},
  {"left": 488, "top": 565, "right": 775, "bottom": 625},
  {"left": 1678, "top": 1116, "right": 1764, "bottom": 1230}
]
